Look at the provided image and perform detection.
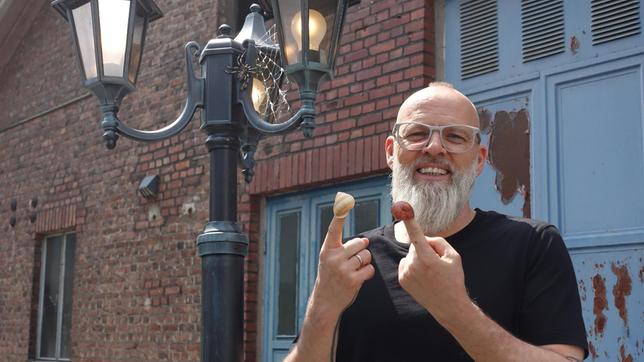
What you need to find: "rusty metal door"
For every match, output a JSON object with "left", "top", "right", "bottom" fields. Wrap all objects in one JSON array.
[{"left": 443, "top": 0, "right": 644, "bottom": 360}]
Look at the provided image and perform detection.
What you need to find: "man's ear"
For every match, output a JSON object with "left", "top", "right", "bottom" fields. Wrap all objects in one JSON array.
[
  {"left": 476, "top": 144, "right": 488, "bottom": 176},
  {"left": 385, "top": 136, "right": 395, "bottom": 170}
]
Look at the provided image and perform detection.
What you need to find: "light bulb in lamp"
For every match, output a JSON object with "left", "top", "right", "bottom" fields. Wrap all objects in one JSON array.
[
  {"left": 290, "top": 9, "right": 327, "bottom": 52},
  {"left": 252, "top": 78, "right": 267, "bottom": 113}
]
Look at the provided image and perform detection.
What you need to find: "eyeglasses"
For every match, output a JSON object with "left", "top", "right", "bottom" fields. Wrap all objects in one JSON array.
[{"left": 393, "top": 122, "right": 481, "bottom": 154}]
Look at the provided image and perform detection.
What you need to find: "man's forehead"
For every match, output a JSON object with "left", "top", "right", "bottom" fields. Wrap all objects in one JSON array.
[{"left": 397, "top": 88, "right": 479, "bottom": 126}]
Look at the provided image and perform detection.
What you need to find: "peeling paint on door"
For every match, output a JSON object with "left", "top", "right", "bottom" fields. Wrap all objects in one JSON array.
[
  {"left": 475, "top": 106, "right": 531, "bottom": 217},
  {"left": 619, "top": 344, "right": 633, "bottom": 362},
  {"left": 487, "top": 109, "right": 531, "bottom": 217},
  {"left": 571, "top": 248, "right": 643, "bottom": 361},
  {"left": 611, "top": 264, "right": 632, "bottom": 330},
  {"left": 592, "top": 274, "right": 608, "bottom": 336},
  {"left": 588, "top": 341, "right": 597, "bottom": 359}
]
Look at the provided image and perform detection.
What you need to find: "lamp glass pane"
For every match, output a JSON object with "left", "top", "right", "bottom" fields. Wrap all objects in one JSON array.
[
  {"left": 98, "top": 0, "right": 131, "bottom": 77},
  {"left": 277, "top": 0, "right": 301, "bottom": 65},
  {"left": 127, "top": 12, "right": 145, "bottom": 83},
  {"left": 309, "top": 0, "right": 338, "bottom": 65},
  {"left": 72, "top": 2, "right": 98, "bottom": 79}
]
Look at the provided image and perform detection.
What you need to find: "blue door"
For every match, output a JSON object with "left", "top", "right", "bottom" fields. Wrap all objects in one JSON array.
[
  {"left": 444, "top": 0, "right": 643, "bottom": 360},
  {"left": 262, "top": 177, "right": 392, "bottom": 361}
]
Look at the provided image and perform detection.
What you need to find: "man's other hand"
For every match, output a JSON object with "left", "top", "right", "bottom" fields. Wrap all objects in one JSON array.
[{"left": 398, "top": 212, "right": 470, "bottom": 323}]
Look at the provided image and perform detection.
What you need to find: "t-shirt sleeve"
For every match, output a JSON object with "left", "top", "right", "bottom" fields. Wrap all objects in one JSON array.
[{"left": 518, "top": 225, "right": 588, "bottom": 357}]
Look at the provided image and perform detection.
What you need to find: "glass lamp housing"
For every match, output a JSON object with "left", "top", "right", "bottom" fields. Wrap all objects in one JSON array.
[
  {"left": 52, "top": 0, "right": 162, "bottom": 95},
  {"left": 272, "top": 0, "right": 348, "bottom": 74}
]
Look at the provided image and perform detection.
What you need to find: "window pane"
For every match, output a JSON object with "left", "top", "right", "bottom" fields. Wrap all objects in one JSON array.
[
  {"left": 60, "top": 234, "right": 76, "bottom": 358},
  {"left": 40, "top": 236, "right": 63, "bottom": 358},
  {"left": 354, "top": 199, "right": 379, "bottom": 234},
  {"left": 318, "top": 204, "right": 334, "bottom": 251},
  {"left": 277, "top": 212, "right": 299, "bottom": 335}
]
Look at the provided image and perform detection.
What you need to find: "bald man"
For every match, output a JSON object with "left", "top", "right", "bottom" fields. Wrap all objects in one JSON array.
[{"left": 285, "top": 83, "right": 587, "bottom": 362}]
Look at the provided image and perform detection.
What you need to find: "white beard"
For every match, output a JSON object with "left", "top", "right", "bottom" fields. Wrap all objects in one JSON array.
[{"left": 390, "top": 154, "right": 478, "bottom": 235}]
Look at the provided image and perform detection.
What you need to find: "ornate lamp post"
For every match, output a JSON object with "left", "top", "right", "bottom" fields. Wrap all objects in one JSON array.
[{"left": 51, "top": 0, "right": 349, "bottom": 361}]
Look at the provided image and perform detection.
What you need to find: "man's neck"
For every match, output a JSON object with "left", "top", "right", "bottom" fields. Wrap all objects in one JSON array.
[{"left": 394, "top": 203, "right": 476, "bottom": 242}]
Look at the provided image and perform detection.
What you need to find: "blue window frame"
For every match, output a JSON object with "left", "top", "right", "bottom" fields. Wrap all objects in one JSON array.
[{"left": 262, "top": 176, "right": 392, "bottom": 361}]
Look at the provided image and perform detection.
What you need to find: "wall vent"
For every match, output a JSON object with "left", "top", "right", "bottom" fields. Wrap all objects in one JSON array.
[
  {"left": 521, "top": 0, "right": 565, "bottom": 62},
  {"left": 460, "top": 0, "right": 499, "bottom": 79},
  {"left": 592, "top": 0, "right": 641, "bottom": 45}
]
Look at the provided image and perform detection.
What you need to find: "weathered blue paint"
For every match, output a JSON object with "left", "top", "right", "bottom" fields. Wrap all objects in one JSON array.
[
  {"left": 571, "top": 246, "right": 643, "bottom": 360},
  {"left": 444, "top": 1, "right": 644, "bottom": 360}
]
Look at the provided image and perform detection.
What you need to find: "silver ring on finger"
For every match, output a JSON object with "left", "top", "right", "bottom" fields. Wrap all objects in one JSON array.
[{"left": 353, "top": 253, "right": 364, "bottom": 268}]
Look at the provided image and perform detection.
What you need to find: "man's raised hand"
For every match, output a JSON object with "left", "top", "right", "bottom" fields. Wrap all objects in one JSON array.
[
  {"left": 313, "top": 192, "right": 375, "bottom": 316},
  {"left": 392, "top": 201, "right": 470, "bottom": 324}
]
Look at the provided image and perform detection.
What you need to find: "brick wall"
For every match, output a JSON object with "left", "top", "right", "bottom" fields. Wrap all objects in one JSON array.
[{"left": 0, "top": 0, "right": 435, "bottom": 361}]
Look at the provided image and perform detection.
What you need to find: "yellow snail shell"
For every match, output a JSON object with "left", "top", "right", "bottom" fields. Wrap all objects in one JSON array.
[{"left": 333, "top": 192, "right": 355, "bottom": 218}]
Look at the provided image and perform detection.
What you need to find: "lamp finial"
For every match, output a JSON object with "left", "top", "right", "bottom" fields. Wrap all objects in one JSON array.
[{"left": 218, "top": 24, "right": 233, "bottom": 38}]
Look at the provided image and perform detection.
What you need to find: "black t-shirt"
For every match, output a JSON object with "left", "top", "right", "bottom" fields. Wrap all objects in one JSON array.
[{"left": 336, "top": 209, "right": 588, "bottom": 361}]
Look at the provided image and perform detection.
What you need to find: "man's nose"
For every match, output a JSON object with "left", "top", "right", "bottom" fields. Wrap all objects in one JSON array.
[{"left": 422, "top": 131, "right": 446, "bottom": 155}]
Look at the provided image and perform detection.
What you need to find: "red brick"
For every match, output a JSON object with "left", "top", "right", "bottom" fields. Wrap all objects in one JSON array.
[
  {"left": 332, "top": 145, "right": 341, "bottom": 179},
  {"left": 356, "top": 66, "right": 383, "bottom": 81},
  {"left": 362, "top": 102, "right": 376, "bottom": 113},
  {"left": 326, "top": 146, "right": 334, "bottom": 181},
  {"left": 165, "top": 286, "right": 181, "bottom": 296},
  {"left": 362, "top": 137, "right": 373, "bottom": 172},
  {"left": 340, "top": 142, "right": 349, "bottom": 178},
  {"left": 369, "top": 39, "right": 396, "bottom": 55},
  {"left": 359, "top": 112, "right": 383, "bottom": 126},
  {"left": 383, "top": 58, "right": 411, "bottom": 74},
  {"left": 372, "top": 134, "right": 382, "bottom": 171},
  {"left": 344, "top": 93, "right": 369, "bottom": 107},
  {"left": 371, "top": 85, "right": 396, "bottom": 99},
  {"left": 319, "top": 147, "right": 327, "bottom": 182},
  {"left": 298, "top": 152, "right": 305, "bottom": 185},
  {"left": 345, "top": 48, "right": 369, "bottom": 63},
  {"left": 333, "top": 119, "right": 356, "bottom": 132},
  {"left": 311, "top": 147, "right": 320, "bottom": 183},
  {"left": 350, "top": 105, "right": 362, "bottom": 117},
  {"left": 285, "top": 153, "right": 294, "bottom": 188},
  {"left": 305, "top": 150, "right": 313, "bottom": 184}
]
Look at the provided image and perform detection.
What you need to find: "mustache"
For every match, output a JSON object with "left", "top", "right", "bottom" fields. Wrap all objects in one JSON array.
[{"left": 409, "top": 155, "right": 454, "bottom": 173}]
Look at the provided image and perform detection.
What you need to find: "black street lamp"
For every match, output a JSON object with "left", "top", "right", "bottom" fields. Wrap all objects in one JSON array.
[{"left": 51, "top": 0, "right": 349, "bottom": 361}]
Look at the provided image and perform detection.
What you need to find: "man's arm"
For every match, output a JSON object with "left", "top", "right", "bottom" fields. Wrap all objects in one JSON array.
[
  {"left": 397, "top": 213, "right": 584, "bottom": 362},
  {"left": 439, "top": 295, "right": 584, "bottom": 361},
  {"left": 283, "top": 287, "right": 343, "bottom": 362},
  {"left": 285, "top": 235, "right": 374, "bottom": 362}
]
